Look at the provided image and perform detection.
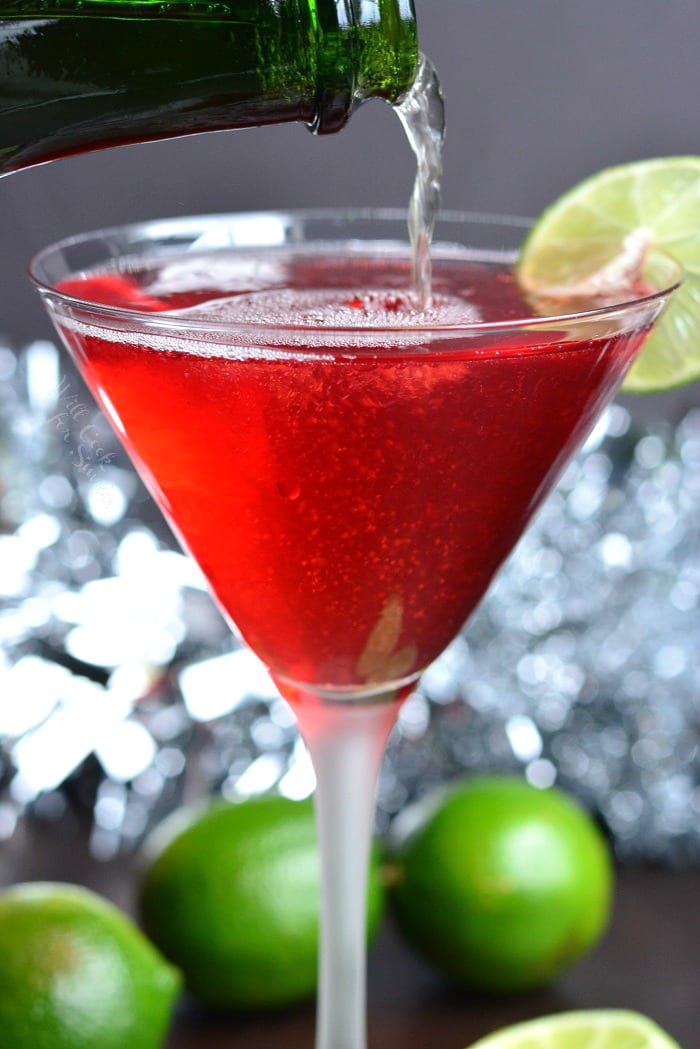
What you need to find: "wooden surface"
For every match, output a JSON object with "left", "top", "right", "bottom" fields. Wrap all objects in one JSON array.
[{"left": 2, "top": 821, "right": 698, "bottom": 1049}]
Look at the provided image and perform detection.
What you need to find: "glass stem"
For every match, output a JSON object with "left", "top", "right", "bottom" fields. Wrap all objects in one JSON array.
[{"left": 295, "top": 698, "right": 401, "bottom": 1049}]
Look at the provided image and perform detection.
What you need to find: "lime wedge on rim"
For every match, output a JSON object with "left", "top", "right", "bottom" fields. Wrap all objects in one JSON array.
[
  {"left": 517, "top": 156, "right": 700, "bottom": 393},
  {"left": 467, "top": 1010, "right": 681, "bottom": 1049}
]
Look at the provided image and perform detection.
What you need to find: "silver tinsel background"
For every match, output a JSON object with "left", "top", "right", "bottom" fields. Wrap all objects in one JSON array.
[{"left": 1, "top": 339, "right": 698, "bottom": 864}]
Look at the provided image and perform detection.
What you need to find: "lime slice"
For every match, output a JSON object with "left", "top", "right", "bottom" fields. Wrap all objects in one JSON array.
[
  {"left": 517, "top": 156, "right": 700, "bottom": 393},
  {"left": 467, "top": 1010, "right": 681, "bottom": 1049}
]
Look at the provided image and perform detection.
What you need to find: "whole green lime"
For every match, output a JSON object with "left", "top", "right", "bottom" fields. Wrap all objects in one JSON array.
[
  {"left": 389, "top": 776, "right": 613, "bottom": 992},
  {"left": 138, "top": 795, "right": 385, "bottom": 1009},
  {"left": 0, "top": 882, "right": 181, "bottom": 1049}
]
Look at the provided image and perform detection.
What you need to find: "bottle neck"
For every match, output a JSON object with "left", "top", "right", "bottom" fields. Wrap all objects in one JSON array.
[{"left": 308, "top": 0, "right": 418, "bottom": 134}]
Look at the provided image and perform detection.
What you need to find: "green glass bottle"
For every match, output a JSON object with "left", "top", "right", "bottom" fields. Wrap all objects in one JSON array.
[{"left": 0, "top": 0, "right": 418, "bottom": 175}]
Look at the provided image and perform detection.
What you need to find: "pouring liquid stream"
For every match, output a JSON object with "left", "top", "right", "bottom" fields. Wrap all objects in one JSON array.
[{"left": 396, "top": 53, "right": 446, "bottom": 309}]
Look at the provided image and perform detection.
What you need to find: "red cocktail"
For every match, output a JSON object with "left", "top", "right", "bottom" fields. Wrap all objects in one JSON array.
[{"left": 31, "top": 210, "right": 679, "bottom": 1049}]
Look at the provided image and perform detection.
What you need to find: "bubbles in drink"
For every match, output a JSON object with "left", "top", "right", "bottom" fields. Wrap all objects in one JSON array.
[{"left": 173, "top": 285, "right": 480, "bottom": 329}]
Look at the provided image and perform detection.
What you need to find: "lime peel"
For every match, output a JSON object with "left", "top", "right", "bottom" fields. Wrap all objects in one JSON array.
[
  {"left": 517, "top": 156, "right": 700, "bottom": 393},
  {"left": 466, "top": 1010, "right": 681, "bottom": 1049}
]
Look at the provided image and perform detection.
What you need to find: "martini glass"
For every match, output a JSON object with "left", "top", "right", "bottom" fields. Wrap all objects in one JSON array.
[{"left": 30, "top": 210, "right": 679, "bottom": 1049}]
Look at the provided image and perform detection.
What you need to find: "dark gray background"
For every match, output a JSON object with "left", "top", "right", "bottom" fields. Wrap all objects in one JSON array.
[{"left": 2, "top": 0, "right": 699, "bottom": 416}]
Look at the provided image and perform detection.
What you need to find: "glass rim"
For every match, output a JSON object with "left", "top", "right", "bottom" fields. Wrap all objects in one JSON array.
[{"left": 28, "top": 207, "right": 683, "bottom": 337}]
